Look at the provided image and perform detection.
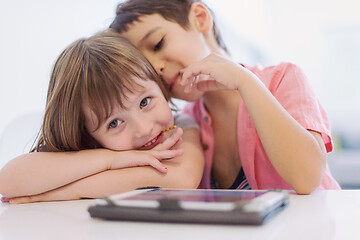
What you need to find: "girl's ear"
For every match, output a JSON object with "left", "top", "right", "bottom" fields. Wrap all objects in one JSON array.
[{"left": 189, "top": 3, "right": 213, "bottom": 34}]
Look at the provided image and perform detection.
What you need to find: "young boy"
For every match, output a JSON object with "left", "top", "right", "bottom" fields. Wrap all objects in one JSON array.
[{"left": 110, "top": 0, "right": 340, "bottom": 194}]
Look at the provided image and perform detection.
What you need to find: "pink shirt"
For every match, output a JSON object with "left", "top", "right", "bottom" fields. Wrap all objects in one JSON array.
[{"left": 183, "top": 62, "right": 341, "bottom": 190}]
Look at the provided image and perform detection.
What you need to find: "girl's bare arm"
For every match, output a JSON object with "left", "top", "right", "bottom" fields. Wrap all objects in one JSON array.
[
  {"left": 4, "top": 128, "right": 204, "bottom": 203},
  {"left": 0, "top": 129, "right": 185, "bottom": 198}
]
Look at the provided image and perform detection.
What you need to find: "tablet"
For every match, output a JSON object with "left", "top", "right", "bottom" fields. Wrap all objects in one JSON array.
[{"left": 88, "top": 188, "right": 289, "bottom": 225}]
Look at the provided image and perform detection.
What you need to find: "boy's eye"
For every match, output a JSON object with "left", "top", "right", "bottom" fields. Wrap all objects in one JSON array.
[
  {"left": 140, "top": 97, "right": 152, "bottom": 109},
  {"left": 109, "top": 119, "right": 123, "bottom": 129},
  {"left": 153, "top": 38, "right": 164, "bottom": 51}
]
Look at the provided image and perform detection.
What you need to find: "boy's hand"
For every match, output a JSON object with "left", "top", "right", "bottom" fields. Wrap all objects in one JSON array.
[
  {"left": 109, "top": 128, "right": 184, "bottom": 173},
  {"left": 179, "top": 53, "right": 247, "bottom": 92}
]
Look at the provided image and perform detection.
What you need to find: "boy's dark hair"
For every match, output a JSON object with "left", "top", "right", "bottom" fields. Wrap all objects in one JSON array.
[{"left": 110, "top": 0, "right": 228, "bottom": 53}]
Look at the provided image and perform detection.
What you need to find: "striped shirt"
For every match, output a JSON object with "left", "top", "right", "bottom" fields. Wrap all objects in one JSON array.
[{"left": 211, "top": 167, "right": 251, "bottom": 190}]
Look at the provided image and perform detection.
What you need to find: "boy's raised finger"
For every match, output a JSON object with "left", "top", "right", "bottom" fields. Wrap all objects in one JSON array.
[
  {"left": 196, "top": 79, "right": 227, "bottom": 91},
  {"left": 180, "top": 63, "right": 213, "bottom": 86}
]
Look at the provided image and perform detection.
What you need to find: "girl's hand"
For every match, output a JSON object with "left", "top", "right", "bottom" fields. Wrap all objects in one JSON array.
[
  {"left": 109, "top": 128, "right": 184, "bottom": 173},
  {"left": 179, "top": 53, "right": 247, "bottom": 92},
  {"left": 153, "top": 127, "right": 183, "bottom": 151},
  {"left": 110, "top": 149, "right": 184, "bottom": 173}
]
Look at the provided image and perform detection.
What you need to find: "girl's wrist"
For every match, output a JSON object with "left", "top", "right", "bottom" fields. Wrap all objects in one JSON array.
[{"left": 98, "top": 148, "right": 116, "bottom": 170}]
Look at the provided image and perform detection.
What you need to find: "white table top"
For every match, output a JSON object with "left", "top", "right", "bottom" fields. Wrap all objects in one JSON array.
[{"left": 0, "top": 190, "right": 359, "bottom": 240}]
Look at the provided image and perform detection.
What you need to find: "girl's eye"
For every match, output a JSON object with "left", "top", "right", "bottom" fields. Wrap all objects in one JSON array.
[
  {"left": 153, "top": 37, "right": 164, "bottom": 51},
  {"left": 140, "top": 97, "right": 152, "bottom": 109},
  {"left": 109, "top": 119, "right": 123, "bottom": 129}
]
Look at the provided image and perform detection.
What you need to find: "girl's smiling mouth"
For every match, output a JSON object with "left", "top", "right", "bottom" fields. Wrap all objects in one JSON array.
[
  {"left": 139, "top": 133, "right": 163, "bottom": 150},
  {"left": 138, "top": 126, "right": 176, "bottom": 150}
]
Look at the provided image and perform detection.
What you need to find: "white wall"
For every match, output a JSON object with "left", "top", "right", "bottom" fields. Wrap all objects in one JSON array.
[
  {"left": 0, "top": 0, "right": 120, "bottom": 135},
  {"left": 1, "top": 0, "right": 360, "bottom": 165}
]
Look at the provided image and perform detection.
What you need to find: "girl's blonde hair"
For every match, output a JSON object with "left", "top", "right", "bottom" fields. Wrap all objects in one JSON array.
[{"left": 32, "top": 30, "right": 170, "bottom": 152}]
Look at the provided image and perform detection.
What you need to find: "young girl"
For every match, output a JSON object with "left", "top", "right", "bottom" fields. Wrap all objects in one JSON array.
[
  {"left": 110, "top": 0, "right": 340, "bottom": 194},
  {"left": 0, "top": 31, "right": 204, "bottom": 203}
]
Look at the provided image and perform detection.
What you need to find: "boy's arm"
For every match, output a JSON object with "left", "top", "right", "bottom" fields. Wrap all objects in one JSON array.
[
  {"left": 7, "top": 128, "right": 204, "bottom": 204},
  {"left": 181, "top": 54, "right": 326, "bottom": 194},
  {"left": 0, "top": 130, "right": 184, "bottom": 198}
]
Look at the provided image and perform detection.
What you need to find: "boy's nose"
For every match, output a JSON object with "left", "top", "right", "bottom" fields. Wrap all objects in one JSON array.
[
  {"left": 145, "top": 54, "right": 166, "bottom": 76},
  {"left": 151, "top": 58, "right": 165, "bottom": 75},
  {"left": 155, "top": 64, "right": 165, "bottom": 76}
]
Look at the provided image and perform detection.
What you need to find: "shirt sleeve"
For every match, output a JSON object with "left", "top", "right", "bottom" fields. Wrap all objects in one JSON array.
[
  {"left": 174, "top": 113, "right": 200, "bottom": 131},
  {"left": 267, "top": 63, "right": 333, "bottom": 152}
]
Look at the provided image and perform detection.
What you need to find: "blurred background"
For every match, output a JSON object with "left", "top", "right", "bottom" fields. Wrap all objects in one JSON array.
[{"left": 0, "top": 0, "right": 359, "bottom": 188}]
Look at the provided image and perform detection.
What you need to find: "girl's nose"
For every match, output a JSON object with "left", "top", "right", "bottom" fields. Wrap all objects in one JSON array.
[{"left": 132, "top": 117, "right": 154, "bottom": 140}]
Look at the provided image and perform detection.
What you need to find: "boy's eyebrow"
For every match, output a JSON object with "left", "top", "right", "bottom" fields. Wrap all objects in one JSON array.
[{"left": 138, "top": 27, "right": 161, "bottom": 47}]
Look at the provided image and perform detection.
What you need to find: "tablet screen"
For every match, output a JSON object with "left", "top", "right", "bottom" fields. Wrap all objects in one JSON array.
[
  {"left": 117, "top": 189, "right": 265, "bottom": 203},
  {"left": 100, "top": 189, "right": 287, "bottom": 212}
]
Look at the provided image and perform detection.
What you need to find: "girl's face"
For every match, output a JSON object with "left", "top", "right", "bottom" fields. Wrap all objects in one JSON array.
[
  {"left": 83, "top": 79, "right": 174, "bottom": 151},
  {"left": 121, "top": 14, "right": 211, "bottom": 101}
]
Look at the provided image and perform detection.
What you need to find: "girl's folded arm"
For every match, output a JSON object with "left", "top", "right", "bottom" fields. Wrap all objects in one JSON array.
[
  {"left": 0, "top": 144, "right": 183, "bottom": 198},
  {"left": 7, "top": 128, "right": 204, "bottom": 203},
  {"left": 0, "top": 149, "right": 115, "bottom": 197},
  {"left": 72, "top": 128, "right": 203, "bottom": 198}
]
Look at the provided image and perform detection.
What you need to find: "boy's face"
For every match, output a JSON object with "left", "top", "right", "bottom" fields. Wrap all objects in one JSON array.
[
  {"left": 121, "top": 14, "right": 211, "bottom": 101},
  {"left": 83, "top": 79, "right": 174, "bottom": 151}
]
